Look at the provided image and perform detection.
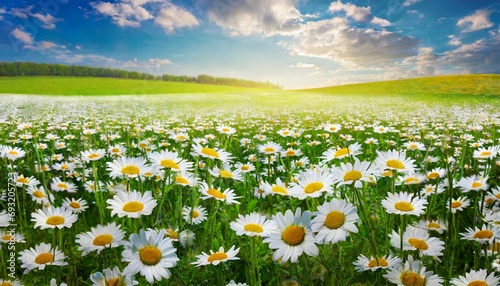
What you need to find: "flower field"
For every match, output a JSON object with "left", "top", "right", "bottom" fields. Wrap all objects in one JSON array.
[{"left": 0, "top": 94, "right": 499, "bottom": 286}]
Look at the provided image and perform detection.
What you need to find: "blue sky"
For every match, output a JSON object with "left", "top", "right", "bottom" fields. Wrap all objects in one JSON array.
[{"left": 1, "top": 0, "right": 499, "bottom": 89}]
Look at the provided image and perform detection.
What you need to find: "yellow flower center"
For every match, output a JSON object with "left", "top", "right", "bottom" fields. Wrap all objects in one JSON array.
[
  {"left": 344, "top": 170, "right": 362, "bottom": 181},
  {"left": 451, "top": 201, "right": 462, "bottom": 208},
  {"left": 207, "top": 252, "right": 228, "bottom": 263},
  {"left": 207, "top": 188, "right": 227, "bottom": 199},
  {"left": 264, "top": 147, "right": 275, "bottom": 153},
  {"left": 93, "top": 234, "right": 113, "bottom": 246},
  {"left": 88, "top": 153, "right": 101, "bottom": 159},
  {"left": 201, "top": 147, "right": 220, "bottom": 158},
  {"left": 139, "top": 246, "right": 162, "bottom": 266},
  {"left": 472, "top": 182, "right": 483, "bottom": 189},
  {"left": 57, "top": 182, "right": 68, "bottom": 189},
  {"left": 106, "top": 278, "right": 120, "bottom": 286},
  {"left": 122, "top": 201, "right": 144, "bottom": 212},
  {"left": 382, "top": 170, "right": 394, "bottom": 177},
  {"left": 334, "top": 148, "right": 349, "bottom": 158},
  {"left": 220, "top": 170, "right": 233, "bottom": 178},
  {"left": 386, "top": 159, "right": 405, "bottom": 170},
  {"left": 241, "top": 165, "right": 250, "bottom": 170},
  {"left": 496, "top": 193, "right": 500, "bottom": 200},
  {"left": 175, "top": 176, "right": 189, "bottom": 184},
  {"left": 16, "top": 177, "right": 29, "bottom": 184},
  {"left": 192, "top": 210, "right": 200, "bottom": 218},
  {"left": 468, "top": 281, "right": 488, "bottom": 286},
  {"left": 69, "top": 201, "right": 81, "bottom": 209},
  {"left": 121, "top": 165, "right": 140, "bottom": 175},
  {"left": 166, "top": 229, "right": 178, "bottom": 239},
  {"left": 8, "top": 150, "right": 19, "bottom": 156},
  {"left": 35, "top": 252, "right": 54, "bottom": 265},
  {"left": 286, "top": 150, "right": 296, "bottom": 156},
  {"left": 394, "top": 202, "right": 414, "bottom": 212},
  {"left": 404, "top": 177, "right": 420, "bottom": 184},
  {"left": 367, "top": 257, "right": 389, "bottom": 268},
  {"left": 426, "top": 172, "right": 439, "bottom": 180},
  {"left": 473, "top": 230, "right": 493, "bottom": 239},
  {"left": 222, "top": 128, "right": 230, "bottom": 133},
  {"left": 282, "top": 225, "right": 305, "bottom": 246},
  {"left": 324, "top": 211, "right": 345, "bottom": 229},
  {"left": 160, "top": 159, "right": 180, "bottom": 170},
  {"left": 1, "top": 281, "right": 14, "bottom": 286},
  {"left": 272, "top": 185, "right": 288, "bottom": 195},
  {"left": 60, "top": 164, "right": 69, "bottom": 170},
  {"left": 304, "top": 182, "right": 324, "bottom": 194},
  {"left": 479, "top": 151, "right": 492, "bottom": 157},
  {"left": 427, "top": 222, "right": 441, "bottom": 229},
  {"left": 244, "top": 223, "right": 264, "bottom": 233},
  {"left": 400, "top": 271, "right": 425, "bottom": 286},
  {"left": 111, "top": 148, "right": 120, "bottom": 153},
  {"left": 2, "top": 235, "right": 13, "bottom": 241},
  {"left": 46, "top": 216, "right": 65, "bottom": 225},
  {"left": 408, "top": 238, "right": 429, "bottom": 250},
  {"left": 33, "top": 191, "right": 45, "bottom": 198}
]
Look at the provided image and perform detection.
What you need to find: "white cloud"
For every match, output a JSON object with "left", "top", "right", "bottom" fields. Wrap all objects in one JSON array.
[
  {"left": 448, "top": 35, "right": 462, "bottom": 46},
  {"left": 25, "top": 40, "right": 59, "bottom": 50},
  {"left": 11, "top": 28, "right": 34, "bottom": 45},
  {"left": 457, "top": 9, "right": 494, "bottom": 33},
  {"left": 9, "top": 6, "right": 62, "bottom": 29},
  {"left": 91, "top": 1, "right": 153, "bottom": 27},
  {"left": 402, "top": 0, "right": 422, "bottom": 7},
  {"left": 328, "top": 1, "right": 391, "bottom": 27},
  {"left": 290, "top": 62, "right": 316, "bottom": 68},
  {"left": 443, "top": 36, "right": 500, "bottom": 73},
  {"left": 147, "top": 58, "right": 172, "bottom": 67},
  {"left": 200, "top": 0, "right": 302, "bottom": 36},
  {"left": 0, "top": 8, "right": 5, "bottom": 20},
  {"left": 155, "top": 5, "right": 199, "bottom": 33}
]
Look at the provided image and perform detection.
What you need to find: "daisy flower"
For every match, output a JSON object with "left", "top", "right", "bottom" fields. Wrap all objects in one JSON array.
[
  {"left": 122, "top": 229, "right": 179, "bottom": 284},
  {"left": 403, "top": 141, "right": 426, "bottom": 151},
  {"left": 76, "top": 222, "right": 126, "bottom": 255},
  {"left": 456, "top": 175, "right": 489, "bottom": 192},
  {"left": 90, "top": 266, "right": 138, "bottom": 286},
  {"left": 311, "top": 199, "right": 359, "bottom": 244},
  {"left": 0, "top": 146, "right": 26, "bottom": 161},
  {"left": 14, "top": 174, "right": 40, "bottom": 187},
  {"left": 381, "top": 191, "right": 427, "bottom": 216},
  {"left": 230, "top": 212, "right": 277, "bottom": 237},
  {"left": 26, "top": 185, "right": 53, "bottom": 205},
  {"left": 182, "top": 205, "right": 208, "bottom": 225},
  {"left": 198, "top": 183, "right": 241, "bottom": 204},
  {"left": 209, "top": 163, "right": 243, "bottom": 181},
  {"left": 259, "top": 178, "right": 290, "bottom": 196},
  {"left": 192, "top": 143, "right": 233, "bottom": 162},
  {"left": 0, "top": 210, "right": 10, "bottom": 227},
  {"left": 288, "top": 170, "right": 336, "bottom": 199},
  {"left": 450, "top": 197, "right": 470, "bottom": 213},
  {"left": 323, "top": 123, "right": 341, "bottom": 133},
  {"left": 420, "top": 184, "right": 445, "bottom": 197},
  {"left": 108, "top": 144, "right": 126, "bottom": 157},
  {"left": 321, "top": 142, "right": 362, "bottom": 161},
  {"left": 234, "top": 162, "right": 255, "bottom": 173},
  {"left": 106, "top": 156, "right": 151, "bottom": 179},
  {"left": 191, "top": 245, "right": 240, "bottom": 267},
  {"left": 263, "top": 208, "right": 319, "bottom": 263},
  {"left": 390, "top": 226, "right": 445, "bottom": 258},
  {"left": 375, "top": 150, "right": 416, "bottom": 174},
  {"left": 281, "top": 148, "right": 303, "bottom": 158},
  {"left": 426, "top": 168, "right": 446, "bottom": 180},
  {"left": 50, "top": 177, "right": 78, "bottom": 193},
  {"left": 81, "top": 148, "right": 106, "bottom": 162},
  {"left": 216, "top": 125, "right": 236, "bottom": 135},
  {"left": 418, "top": 219, "right": 447, "bottom": 234},
  {"left": 473, "top": 146, "right": 499, "bottom": 160},
  {"left": 19, "top": 243, "right": 67, "bottom": 274},
  {"left": 62, "top": 198, "right": 89, "bottom": 213},
  {"left": 353, "top": 254, "right": 400, "bottom": 272},
  {"left": 401, "top": 172, "right": 427, "bottom": 185},
  {"left": 148, "top": 150, "right": 192, "bottom": 172},
  {"left": 450, "top": 269, "right": 499, "bottom": 286},
  {"left": 258, "top": 141, "right": 284, "bottom": 155},
  {"left": 107, "top": 190, "right": 157, "bottom": 218},
  {"left": 460, "top": 224, "right": 500, "bottom": 245},
  {"left": 383, "top": 255, "right": 443, "bottom": 286},
  {"left": 331, "top": 158, "right": 375, "bottom": 188},
  {"left": 0, "top": 229, "right": 25, "bottom": 244},
  {"left": 0, "top": 279, "right": 22, "bottom": 286},
  {"left": 179, "top": 230, "right": 196, "bottom": 248},
  {"left": 31, "top": 207, "right": 78, "bottom": 229},
  {"left": 174, "top": 171, "right": 199, "bottom": 187}
]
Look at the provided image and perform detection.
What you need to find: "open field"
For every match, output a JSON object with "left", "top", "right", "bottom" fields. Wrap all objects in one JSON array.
[
  {"left": 0, "top": 77, "right": 499, "bottom": 285},
  {"left": 0, "top": 76, "right": 273, "bottom": 95}
]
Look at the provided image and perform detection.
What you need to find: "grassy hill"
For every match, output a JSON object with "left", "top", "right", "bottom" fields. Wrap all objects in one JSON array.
[
  {"left": 0, "top": 76, "right": 272, "bottom": 95},
  {"left": 298, "top": 74, "right": 500, "bottom": 97}
]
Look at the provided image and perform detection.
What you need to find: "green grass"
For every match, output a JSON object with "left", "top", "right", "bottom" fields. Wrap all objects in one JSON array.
[
  {"left": 298, "top": 74, "right": 500, "bottom": 98},
  {"left": 0, "top": 76, "right": 272, "bottom": 95}
]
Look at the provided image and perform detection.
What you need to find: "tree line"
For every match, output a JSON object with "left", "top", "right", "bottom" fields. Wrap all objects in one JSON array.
[{"left": 0, "top": 62, "right": 282, "bottom": 90}]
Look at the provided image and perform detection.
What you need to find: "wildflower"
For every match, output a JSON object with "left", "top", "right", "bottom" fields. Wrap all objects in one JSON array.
[
  {"left": 321, "top": 142, "right": 362, "bottom": 161},
  {"left": 390, "top": 226, "right": 445, "bottom": 258},
  {"left": 460, "top": 224, "right": 500, "bottom": 245},
  {"left": 456, "top": 175, "right": 489, "bottom": 192},
  {"left": 192, "top": 143, "right": 233, "bottom": 162},
  {"left": 19, "top": 243, "right": 67, "bottom": 274},
  {"left": 182, "top": 206, "right": 208, "bottom": 225},
  {"left": 107, "top": 190, "right": 157, "bottom": 218},
  {"left": 384, "top": 255, "right": 443, "bottom": 285},
  {"left": 450, "top": 269, "right": 499, "bottom": 286},
  {"left": 331, "top": 158, "right": 376, "bottom": 188},
  {"left": 375, "top": 150, "right": 416, "bottom": 174},
  {"left": 450, "top": 197, "right": 470, "bottom": 213},
  {"left": 258, "top": 141, "right": 284, "bottom": 155},
  {"left": 289, "top": 170, "right": 336, "bottom": 199},
  {"left": 81, "top": 149, "right": 106, "bottom": 162},
  {"left": 76, "top": 222, "right": 126, "bottom": 255},
  {"left": 191, "top": 245, "right": 240, "bottom": 266},
  {"left": 199, "top": 183, "right": 241, "bottom": 204},
  {"left": 230, "top": 212, "right": 277, "bottom": 237},
  {"left": 31, "top": 207, "right": 78, "bottom": 230},
  {"left": 381, "top": 192, "right": 427, "bottom": 216},
  {"left": 90, "top": 266, "right": 138, "bottom": 286},
  {"left": 62, "top": 198, "right": 89, "bottom": 213},
  {"left": 50, "top": 177, "right": 78, "bottom": 193},
  {"left": 148, "top": 150, "right": 192, "bottom": 172},
  {"left": 353, "top": 254, "right": 400, "bottom": 272},
  {"left": 311, "top": 199, "right": 359, "bottom": 244},
  {"left": 107, "top": 156, "right": 151, "bottom": 179}
]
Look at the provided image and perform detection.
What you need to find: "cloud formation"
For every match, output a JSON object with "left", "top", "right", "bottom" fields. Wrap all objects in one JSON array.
[
  {"left": 9, "top": 6, "right": 62, "bottom": 29},
  {"left": 457, "top": 9, "right": 494, "bottom": 33},
  {"left": 328, "top": 1, "right": 391, "bottom": 27},
  {"left": 91, "top": 0, "right": 199, "bottom": 32}
]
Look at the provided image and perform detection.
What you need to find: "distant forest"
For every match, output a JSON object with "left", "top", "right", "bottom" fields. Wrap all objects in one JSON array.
[{"left": 0, "top": 62, "right": 282, "bottom": 90}]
